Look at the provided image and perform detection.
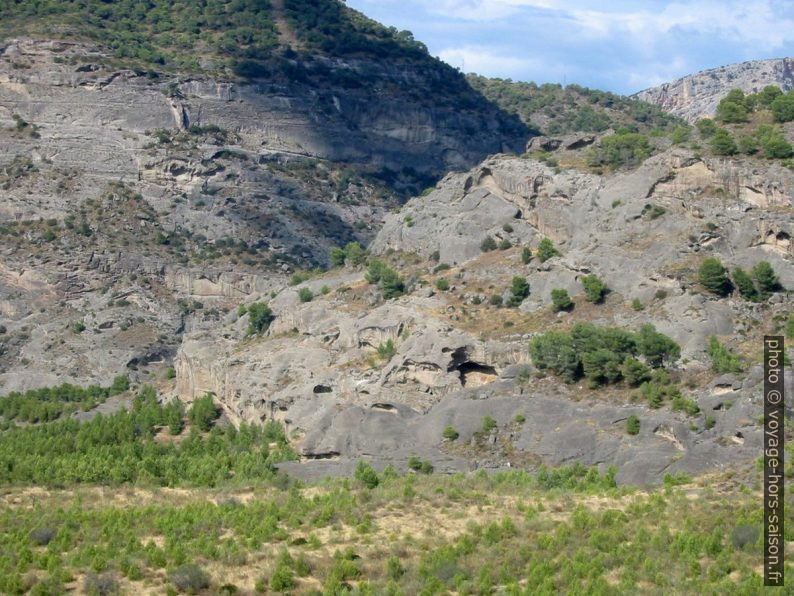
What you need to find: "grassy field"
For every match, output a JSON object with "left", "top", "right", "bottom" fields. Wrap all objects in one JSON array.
[{"left": 0, "top": 463, "right": 787, "bottom": 595}]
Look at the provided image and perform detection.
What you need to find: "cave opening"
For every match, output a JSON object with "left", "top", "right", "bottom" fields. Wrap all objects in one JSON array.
[{"left": 458, "top": 361, "right": 498, "bottom": 387}]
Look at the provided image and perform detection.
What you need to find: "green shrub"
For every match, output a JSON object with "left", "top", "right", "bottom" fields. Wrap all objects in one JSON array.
[
  {"left": 738, "top": 134, "right": 759, "bottom": 155},
  {"left": 622, "top": 358, "right": 652, "bottom": 387},
  {"left": 246, "top": 302, "right": 274, "bottom": 335},
  {"left": 537, "top": 237, "right": 560, "bottom": 262},
  {"left": 704, "top": 415, "right": 716, "bottom": 430},
  {"left": 481, "top": 415, "right": 497, "bottom": 432},
  {"left": 757, "top": 125, "right": 794, "bottom": 158},
  {"left": 582, "top": 349, "right": 623, "bottom": 387},
  {"left": 771, "top": 93, "right": 794, "bottom": 123},
  {"left": 366, "top": 260, "right": 404, "bottom": 299},
  {"left": 72, "top": 320, "right": 86, "bottom": 333},
  {"left": 330, "top": 247, "right": 346, "bottom": 267},
  {"left": 581, "top": 274, "right": 608, "bottom": 303},
  {"left": 716, "top": 91, "right": 749, "bottom": 123},
  {"left": 188, "top": 394, "right": 219, "bottom": 432},
  {"left": 696, "top": 118, "right": 718, "bottom": 137},
  {"left": 480, "top": 236, "right": 498, "bottom": 252},
  {"left": 379, "top": 268, "right": 405, "bottom": 299},
  {"left": 551, "top": 288, "right": 573, "bottom": 312},
  {"left": 165, "top": 399, "right": 185, "bottom": 435},
  {"left": 509, "top": 276, "right": 530, "bottom": 307},
  {"left": 443, "top": 426, "right": 459, "bottom": 441},
  {"left": 757, "top": 85, "right": 784, "bottom": 107},
  {"left": 671, "top": 394, "right": 700, "bottom": 416},
  {"left": 529, "top": 331, "right": 580, "bottom": 383},
  {"left": 588, "top": 130, "right": 652, "bottom": 168},
  {"left": 514, "top": 414, "right": 525, "bottom": 424},
  {"left": 732, "top": 267, "right": 758, "bottom": 301},
  {"left": 502, "top": 223, "right": 514, "bottom": 233},
  {"left": 489, "top": 294, "right": 503, "bottom": 307},
  {"left": 387, "top": 556, "right": 405, "bottom": 581},
  {"left": 288, "top": 271, "right": 312, "bottom": 286},
  {"left": 436, "top": 278, "right": 450, "bottom": 291},
  {"left": 670, "top": 125, "right": 691, "bottom": 144},
  {"left": 170, "top": 564, "right": 210, "bottom": 593},
  {"left": 521, "top": 246, "right": 532, "bottom": 264},
  {"left": 499, "top": 238, "right": 513, "bottom": 250},
  {"left": 631, "top": 298, "right": 644, "bottom": 311},
  {"left": 354, "top": 460, "right": 380, "bottom": 489},
  {"left": 751, "top": 261, "right": 782, "bottom": 294},
  {"left": 707, "top": 336, "right": 744, "bottom": 374},
  {"left": 377, "top": 339, "right": 396, "bottom": 360},
  {"left": 636, "top": 324, "right": 680, "bottom": 368},
  {"left": 698, "top": 257, "right": 732, "bottom": 296},
  {"left": 344, "top": 242, "right": 367, "bottom": 266},
  {"left": 710, "top": 128, "right": 737, "bottom": 155},
  {"left": 110, "top": 374, "right": 130, "bottom": 395},
  {"left": 407, "top": 456, "right": 433, "bottom": 474},
  {"left": 626, "top": 415, "right": 640, "bottom": 435},
  {"left": 297, "top": 287, "right": 314, "bottom": 303}
]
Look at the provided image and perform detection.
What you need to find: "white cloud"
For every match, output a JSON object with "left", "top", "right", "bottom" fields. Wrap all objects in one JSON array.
[
  {"left": 437, "top": 46, "right": 546, "bottom": 77},
  {"left": 568, "top": 1, "right": 794, "bottom": 52},
  {"left": 381, "top": 0, "right": 794, "bottom": 52},
  {"left": 346, "top": 0, "right": 794, "bottom": 93}
]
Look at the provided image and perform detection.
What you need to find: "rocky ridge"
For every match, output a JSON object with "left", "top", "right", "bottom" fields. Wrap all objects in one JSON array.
[
  {"left": 175, "top": 147, "right": 793, "bottom": 484},
  {"left": 0, "top": 36, "right": 524, "bottom": 391},
  {"left": 635, "top": 57, "right": 794, "bottom": 122}
]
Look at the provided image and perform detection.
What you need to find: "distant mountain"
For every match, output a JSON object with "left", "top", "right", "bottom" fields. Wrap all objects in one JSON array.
[{"left": 634, "top": 58, "right": 794, "bottom": 122}]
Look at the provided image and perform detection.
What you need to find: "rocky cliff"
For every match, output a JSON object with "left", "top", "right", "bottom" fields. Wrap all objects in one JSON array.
[
  {"left": 175, "top": 147, "right": 793, "bottom": 484},
  {"left": 0, "top": 34, "right": 526, "bottom": 392},
  {"left": 635, "top": 57, "right": 794, "bottom": 122}
]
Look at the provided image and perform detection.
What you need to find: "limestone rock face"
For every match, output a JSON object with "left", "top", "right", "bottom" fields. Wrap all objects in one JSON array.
[
  {"left": 173, "top": 146, "right": 793, "bottom": 485},
  {"left": 0, "top": 37, "right": 526, "bottom": 391},
  {"left": 634, "top": 57, "right": 794, "bottom": 122}
]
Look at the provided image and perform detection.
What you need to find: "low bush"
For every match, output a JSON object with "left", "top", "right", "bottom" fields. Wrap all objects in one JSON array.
[
  {"left": 536, "top": 237, "right": 560, "bottom": 262},
  {"left": 170, "top": 564, "right": 210, "bottom": 593},
  {"left": 707, "top": 336, "right": 744, "bottom": 374},
  {"left": 626, "top": 415, "right": 640, "bottom": 435},
  {"left": 551, "top": 288, "right": 573, "bottom": 312},
  {"left": 443, "top": 426, "right": 459, "bottom": 441},
  {"left": 581, "top": 274, "right": 608, "bottom": 303}
]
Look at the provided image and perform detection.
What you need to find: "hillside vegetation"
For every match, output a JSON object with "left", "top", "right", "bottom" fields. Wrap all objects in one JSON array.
[
  {"left": 0, "top": 0, "right": 423, "bottom": 71},
  {"left": 467, "top": 76, "right": 682, "bottom": 136},
  {"left": 0, "top": 379, "right": 778, "bottom": 595},
  {"left": 0, "top": 0, "right": 492, "bottom": 110}
]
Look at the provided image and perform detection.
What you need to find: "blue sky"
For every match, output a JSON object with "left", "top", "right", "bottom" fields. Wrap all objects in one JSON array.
[{"left": 346, "top": 0, "right": 794, "bottom": 94}]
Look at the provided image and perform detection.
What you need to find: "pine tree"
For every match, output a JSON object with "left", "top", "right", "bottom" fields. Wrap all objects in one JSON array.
[
  {"left": 732, "top": 267, "right": 758, "bottom": 301},
  {"left": 698, "top": 257, "right": 732, "bottom": 296}
]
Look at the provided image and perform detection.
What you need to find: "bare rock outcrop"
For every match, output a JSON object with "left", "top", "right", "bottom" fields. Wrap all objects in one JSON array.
[{"left": 634, "top": 57, "right": 794, "bottom": 122}]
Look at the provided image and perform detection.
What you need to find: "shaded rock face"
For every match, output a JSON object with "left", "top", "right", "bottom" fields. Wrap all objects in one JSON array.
[
  {"left": 634, "top": 57, "right": 794, "bottom": 122},
  {"left": 176, "top": 147, "right": 792, "bottom": 485},
  {"left": 0, "top": 37, "right": 527, "bottom": 392},
  {"left": 0, "top": 38, "right": 525, "bottom": 189}
]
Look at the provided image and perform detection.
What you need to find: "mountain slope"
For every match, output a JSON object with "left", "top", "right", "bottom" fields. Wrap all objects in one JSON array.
[
  {"left": 634, "top": 57, "right": 794, "bottom": 122},
  {"left": 0, "top": 0, "right": 527, "bottom": 392},
  {"left": 468, "top": 75, "right": 683, "bottom": 136}
]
